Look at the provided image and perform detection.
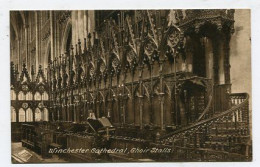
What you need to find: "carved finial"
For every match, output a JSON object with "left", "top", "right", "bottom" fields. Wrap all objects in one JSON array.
[
  {"left": 22, "top": 61, "right": 26, "bottom": 69},
  {"left": 88, "top": 33, "right": 91, "bottom": 39}
]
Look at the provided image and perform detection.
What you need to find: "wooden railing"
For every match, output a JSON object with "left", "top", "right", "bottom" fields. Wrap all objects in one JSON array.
[{"left": 157, "top": 93, "right": 251, "bottom": 161}]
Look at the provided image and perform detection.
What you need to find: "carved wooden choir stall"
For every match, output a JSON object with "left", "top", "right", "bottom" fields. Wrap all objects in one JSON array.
[{"left": 11, "top": 10, "right": 251, "bottom": 162}]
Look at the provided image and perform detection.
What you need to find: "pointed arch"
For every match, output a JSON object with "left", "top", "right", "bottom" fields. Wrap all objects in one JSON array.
[
  {"left": 110, "top": 88, "right": 116, "bottom": 100},
  {"left": 42, "top": 91, "right": 49, "bottom": 100},
  {"left": 43, "top": 108, "right": 49, "bottom": 121},
  {"left": 19, "top": 11, "right": 26, "bottom": 26},
  {"left": 97, "top": 91, "right": 105, "bottom": 102},
  {"left": 125, "top": 86, "right": 132, "bottom": 99},
  {"left": 89, "top": 62, "right": 96, "bottom": 76},
  {"left": 18, "top": 91, "right": 25, "bottom": 100},
  {"left": 18, "top": 108, "right": 25, "bottom": 122},
  {"left": 164, "top": 83, "right": 172, "bottom": 97},
  {"left": 11, "top": 90, "right": 16, "bottom": 100},
  {"left": 133, "top": 84, "right": 140, "bottom": 97},
  {"left": 35, "top": 108, "right": 42, "bottom": 121},
  {"left": 11, "top": 107, "right": 16, "bottom": 122},
  {"left": 61, "top": 19, "right": 72, "bottom": 53},
  {"left": 10, "top": 15, "right": 19, "bottom": 40},
  {"left": 34, "top": 91, "right": 41, "bottom": 101},
  {"left": 25, "top": 91, "right": 33, "bottom": 100},
  {"left": 26, "top": 108, "right": 33, "bottom": 122},
  {"left": 142, "top": 84, "right": 150, "bottom": 98},
  {"left": 99, "top": 58, "right": 107, "bottom": 74}
]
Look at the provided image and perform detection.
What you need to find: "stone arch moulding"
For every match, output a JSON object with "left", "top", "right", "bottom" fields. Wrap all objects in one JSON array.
[
  {"left": 10, "top": 17, "right": 19, "bottom": 40},
  {"left": 61, "top": 19, "right": 72, "bottom": 54}
]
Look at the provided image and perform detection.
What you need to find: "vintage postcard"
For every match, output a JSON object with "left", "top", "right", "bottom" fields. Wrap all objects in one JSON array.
[{"left": 10, "top": 9, "right": 252, "bottom": 163}]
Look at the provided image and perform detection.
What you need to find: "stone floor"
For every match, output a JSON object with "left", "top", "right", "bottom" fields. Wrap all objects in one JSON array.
[{"left": 11, "top": 142, "right": 68, "bottom": 163}]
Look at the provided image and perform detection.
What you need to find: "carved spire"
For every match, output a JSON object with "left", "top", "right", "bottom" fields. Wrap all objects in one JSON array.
[{"left": 20, "top": 62, "right": 31, "bottom": 83}]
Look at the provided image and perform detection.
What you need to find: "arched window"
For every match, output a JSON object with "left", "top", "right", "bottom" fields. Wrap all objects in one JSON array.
[
  {"left": 42, "top": 91, "right": 49, "bottom": 100},
  {"left": 39, "top": 76, "right": 44, "bottom": 83},
  {"left": 18, "top": 91, "right": 25, "bottom": 100},
  {"left": 11, "top": 107, "right": 16, "bottom": 122},
  {"left": 43, "top": 108, "right": 49, "bottom": 121},
  {"left": 26, "top": 108, "right": 33, "bottom": 122},
  {"left": 35, "top": 108, "right": 42, "bottom": 121},
  {"left": 25, "top": 92, "right": 33, "bottom": 100},
  {"left": 34, "top": 92, "right": 41, "bottom": 101},
  {"left": 19, "top": 108, "right": 25, "bottom": 122},
  {"left": 11, "top": 90, "right": 16, "bottom": 100}
]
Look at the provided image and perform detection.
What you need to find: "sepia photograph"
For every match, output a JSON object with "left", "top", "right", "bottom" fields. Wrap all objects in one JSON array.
[{"left": 10, "top": 9, "right": 252, "bottom": 163}]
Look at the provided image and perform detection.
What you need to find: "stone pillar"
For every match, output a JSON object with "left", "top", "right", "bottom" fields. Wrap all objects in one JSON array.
[
  {"left": 159, "top": 95, "right": 165, "bottom": 130},
  {"left": 84, "top": 11, "right": 88, "bottom": 38},
  {"left": 150, "top": 63, "right": 154, "bottom": 124},
  {"left": 224, "top": 34, "right": 231, "bottom": 85},
  {"left": 212, "top": 36, "right": 220, "bottom": 85},
  {"left": 122, "top": 96, "right": 126, "bottom": 125},
  {"left": 16, "top": 37, "right": 21, "bottom": 71},
  {"left": 24, "top": 24, "right": 29, "bottom": 71},
  {"left": 67, "top": 104, "right": 70, "bottom": 121},
  {"left": 116, "top": 83, "right": 120, "bottom": 123},
  {"left": 138, "top": 66, "right": 144, "bottom": 129},
  {"left": 35, "top": 12, "right": 39, "bottom": 68},
  {"left": 16, "top": 107, "right": 19, "bottom": 123},
  {"left": 121, "top": 73, "right": 127, "bottom": 125},
  {"left": 139, "top": 95, "right": 143, "bottom": 129},
  {"left": 50, "top": 11, "right": 55, "bottom": 61},
  {"left": 159, "top": 61, "right": 165, "bottom": 130},
  {"left": 88, "top": 11, "right": 95, "bottom": 45}
]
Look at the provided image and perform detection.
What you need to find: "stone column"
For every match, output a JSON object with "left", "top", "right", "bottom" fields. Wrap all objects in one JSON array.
[
  {"left": 122, "top": 81, "right": 127, "bottom": 125},
  {"left": 35, "top": 12, "right": 39, "bottom": 68},
  {"left": 15, "top": 37, "right": 21, "bottom": 71},
  {"left": 50, "top": 11, "right": 55, "bottom": 61},
  {"left": 138, "top": 66, "right": 144, "bottom": 129},
  {"left": 24, "top": 24, "right": 29, "bottom": 70},
  {"left": 16, "top": 107, "right": 19, "bottom": 123},
  {"left": 159, "top": 94, "right": 165, "bottom": 130},
  {"left": 150, "top": 62, "right": 154, "bottom": 124},
  {"left": 159, "top": 61, "right": 165, "bottom": 130},
  {"left": 224, "top": 34, "right": 231, "bottom": 85},
  {"left": 139, "top": 95, "right": 143, "bottom": 129},
  {"left": 212, "top": 36, "right": 220, "bottom": 85}
]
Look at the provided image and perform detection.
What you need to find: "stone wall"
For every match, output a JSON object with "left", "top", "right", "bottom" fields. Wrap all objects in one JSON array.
[{"left": 230, "top": 9, "right": 251, "bottom": 109}]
